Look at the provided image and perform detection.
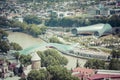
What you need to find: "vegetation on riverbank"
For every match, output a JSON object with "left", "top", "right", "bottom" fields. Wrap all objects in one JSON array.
[
  {"left": 37, "top": 49, "right": 68, "bottom": 67},
  {"left": 26, "top": 65, "right": 79, "bottom": 80}
]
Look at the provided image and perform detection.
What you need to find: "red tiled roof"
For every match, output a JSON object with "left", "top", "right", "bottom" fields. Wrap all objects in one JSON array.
[
  {"left": 88, "top": 74, "right": 120, "bottom": 80},
  {"left": 73, "top": 72, "right": 88, "bottom": 79},
  {"left": 72, "top": 67, "right": 95, "bottom": 74}
]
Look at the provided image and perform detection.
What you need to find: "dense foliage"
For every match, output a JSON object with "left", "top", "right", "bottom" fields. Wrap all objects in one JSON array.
[
  {"left": 84, "top": 59, "right": 105, "bottom": 69},
  {"left": 111, "top": 50, "right": 120, "bottom": 59},
  {"left": 0, "top": 29, "right": 10, "bottom": 54},
  {"left": 0, "top": 16, "right": 47, "bottom": 37},
  {"left": 85, "top": 50, "right": 120, "bottom": 70},
  {"left": 0, "top": 29, "right": 8, "bottom": 39},
  {"left": 10, "top": 42, "right": 22, "bottom": 51},
  {"left": 37, "top": 49, "right": 68, "bottom": 67},
  {"left": 109, "top": 59, "right": 120, "bottom": 70},
  {"left": 27, "top": 69, "right": 48, "bottom": 80},
  {"left": 0, "top": 41, "right": 10, "bottom": 53},
  {"left": 45, "top": 15, "right": 120, "bottom": 27},
  {"left": 26, "top": 65, "right": 79, "bottom": 80},
  {"left": 11, "top": 21, "right": 47, "bottom": 37},
  {"left": 0, "top": 16, "right": 11, "bottom": 28},
  {"left": 19, "top": 54, "right": 31, "bottom": 66},
  {"left": 47, "top": 65, "right": 79, "bottom": 80},
  {"left": 109, "top": 50, "right": 120, "bottom": 70},
  {"left": 49, "top": 36, "right": 62, "bottom": 43},
  {"left": 24, "top": 15, "right": 42, "bottom": 24}
]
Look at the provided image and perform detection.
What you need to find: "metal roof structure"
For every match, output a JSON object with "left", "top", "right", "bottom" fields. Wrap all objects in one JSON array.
[
  {"left": 19, "top": 43, "right": 109, "bottom": 60},
  {"left": 19, "top": 43, "right": 74, "bottom": 55},
  {"left": 71, "top": 23, "right": 112, "bottom": 37},
  {"left": 31, "top": 52, "right": 41, "bottom": 61}
]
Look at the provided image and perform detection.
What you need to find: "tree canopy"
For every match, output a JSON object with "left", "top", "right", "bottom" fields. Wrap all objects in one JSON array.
[
  {"left": 49, "top": 36, "right": 62, "bottom": 44},
  {"left": 109, "top": 59, "right": 120, "bottom": 70},
  {"left": 84, "top": 59, "right": 105, "bottom": 69},
  {"left": 26, "top": 65, "right": 79, "bottom": 80},
  {"left": 27, "top": 69, "right": 48, "bottom": 80},
  {"left": 37, "top": 49, "right": 68, "bottom": 67},
  {"left": 0, "top": 29, "right": 10, "bottom": 54},
  {"left": 24, "top": 15, "right": 42, "bottom": 24},
  {"left": 10, "top": 42, "right": 23, "bottom": 51},
  {"left": 47, "top": 65, "right": 79, "bottom": 80},
  {"left": 111, "top": 50, "right": 120, "bottom": 59},
  {"left": 109, "top": 49, "right": 120, "bottom": 70},
  {"left": 19, "top": 54, "right": 31, "bottom": 66}
]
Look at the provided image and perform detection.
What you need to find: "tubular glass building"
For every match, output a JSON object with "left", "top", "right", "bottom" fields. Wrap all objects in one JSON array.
[{"left": 71, "top": 23, "right": 112, "bottom": 37}]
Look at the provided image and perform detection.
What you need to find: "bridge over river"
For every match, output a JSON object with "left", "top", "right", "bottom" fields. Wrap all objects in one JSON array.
[{"left": 19, "top": 43, "right": 109, "bottom": 61}]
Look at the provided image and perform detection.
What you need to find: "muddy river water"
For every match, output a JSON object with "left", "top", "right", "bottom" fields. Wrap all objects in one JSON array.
[{"left": 8, "top": 31, "right": 87, "bottom": 70}]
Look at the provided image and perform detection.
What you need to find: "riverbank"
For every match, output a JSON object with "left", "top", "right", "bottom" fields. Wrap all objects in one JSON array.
[
  {"left": 7, "top": 31, "right": 44, "bottom": 49},
  {"left": 7, "top": 31, "right": 87, "bottom": 69}
]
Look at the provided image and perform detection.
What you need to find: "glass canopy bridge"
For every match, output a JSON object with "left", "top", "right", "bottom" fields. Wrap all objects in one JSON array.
[
  {"left": 19, "top": 43, "right": 109, "bottom": 61},
  {"left": 19, "top": 43, "right": 73, "bottom": 55}
]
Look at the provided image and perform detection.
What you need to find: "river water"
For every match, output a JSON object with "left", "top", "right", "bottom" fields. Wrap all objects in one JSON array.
[{"left": 8, "top": 31, "right": 87, "bottom": 70}]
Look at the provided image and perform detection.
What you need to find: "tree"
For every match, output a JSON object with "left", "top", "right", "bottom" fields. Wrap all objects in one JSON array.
[
  {"left": 108, "top": 15, "right": 120, "bottom": 27},
  {"left": 0, "top": 41, "right": 10, "bottom": 53},
  {"left": 10, "top": 42, "right": 22, "bottom": 51},
  {"left": 49, "top": 36, "right": 62, "bottom": 44},
  {"left": 50, "top": 11, "right": 58, "bottom": 19},
  {"left": 0, "top": 29, "right": 8, "bottom": 39},
  {"left": 27, "top": 69, "right": 48, "bottom": 80},
  {"left": 111, "top": 49, "right": 117, "bottom": 58},
  {"left": 27, "top": 65, "right": 79, "bottom": 80},
  {"left": 18, "top": 64, "right": 23, "bottom": 76},
  {"left": 11, "top": 21, "right": 28, "bottom": 31},
  {"left": 0, "top": 29, "right": 10, "bottom": 54},
  {"left": 24, "top": 15, "right": 42, "bottom": 24},
  {"left": 76, "top": 59, "right": 80, "bottom": 68},
  {"left": 13, "top": 52, "right": 20, "bottom": 60},
  {"left": 111, "top": 50, "right": 120, "bottom": 59},
  {"left": 109, "top": 59, "right": 120, "bottom": 70},
  {"left": 47, "top": 65, "right": 79, "bottom": 80},
  {"left": 84, "top": 59, "right": 105, "bottom": 69},
  {"left": 40, "top": 26, "right": 47, "bottom": 34},
  {"left": 19, "top": 54, "right": 31, "bottom": 66},
  {"left": 0, "top": 16, "right": 11, "bottom": 28},
  {"left": 29, "top": 24, "right": 42, "bottom": 37},
  {"left": 37, "top": 49, "right": 68, "bottom": 67}
]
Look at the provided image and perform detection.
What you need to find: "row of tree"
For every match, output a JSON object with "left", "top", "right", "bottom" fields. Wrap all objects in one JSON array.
[
  {"left": 25, "top": 65, "right": 79, "bottom": 80},
  {"left": 45, "top": 15, "right": 120, "bottom": 27},
  {"left": 0, "top": 16, "right": 47, "bottom": 37},
  {"left": 0, "top": 29, "right": 23, "bottom": 55},
  {"left": 11, "top": 21, "right": 46, "bottom": 37},
  {"left": 84, "top": 49, "right": 120, "bottom": 70}
]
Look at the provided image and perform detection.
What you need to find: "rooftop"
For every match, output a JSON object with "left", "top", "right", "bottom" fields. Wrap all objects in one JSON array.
[
  {"left": 31, "top": 52, "right": 41, "bottom": 61},
  {"left": 88, "top": 74, "right": 120, "bottom": 80}
]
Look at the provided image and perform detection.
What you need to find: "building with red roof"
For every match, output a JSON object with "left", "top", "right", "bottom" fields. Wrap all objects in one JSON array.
[
  {"left": 72, "top": 68, "right": 120, "bottom": 80},
  {"left": 72, "top": 67, "right": 95, "bottom": 80},
  {"left": 88, "top": 74, "right": 120, "bottom": 80}
]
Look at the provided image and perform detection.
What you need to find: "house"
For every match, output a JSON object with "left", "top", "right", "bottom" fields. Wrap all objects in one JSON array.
[
  {"left": 72, "top": 67, "right": 95, "bottom": 80},
  {"left": 88, "top": 74, "right": 120, "bottom": 80},
  {"left": 88, "top": 70, "right": 120, "bottom": 80}
]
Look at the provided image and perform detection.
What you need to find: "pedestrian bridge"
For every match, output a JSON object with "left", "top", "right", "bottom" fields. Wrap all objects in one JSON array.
[
  {"left": 19, "top": 43, "right": 109, "bottom": 61},
  {"left": 19, "top": 43, "right": 74, "bottom": 55}
]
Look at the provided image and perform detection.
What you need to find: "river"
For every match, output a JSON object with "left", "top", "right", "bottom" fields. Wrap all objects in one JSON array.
[{"left": 7, "top": 31, "right": 87, "bottom": 70}]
